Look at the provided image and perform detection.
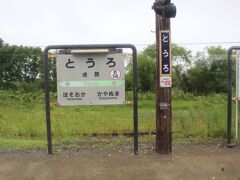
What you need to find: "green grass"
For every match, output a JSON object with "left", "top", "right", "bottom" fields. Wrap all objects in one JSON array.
[
  {"left": 172, "top": 96, "right": 227, "bottom": 140},
  {"left": 0, "top": 90, "right": 237, "bottom": 149},
  {"left": 0, "top": 138, "right": 46, "bottom": 149}
]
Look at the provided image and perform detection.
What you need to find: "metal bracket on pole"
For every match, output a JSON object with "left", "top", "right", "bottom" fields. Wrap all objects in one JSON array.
[
  {"left": 152, "top": 1, "right": 176, "bottom": 18},
  {"left": 159, "top": 103, "right": 169, "bottom": 111}
]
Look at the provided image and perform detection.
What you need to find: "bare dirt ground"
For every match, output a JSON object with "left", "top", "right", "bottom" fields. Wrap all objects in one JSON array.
[{"left": 0, "top": 144, "right": 240, "bottom": 180}]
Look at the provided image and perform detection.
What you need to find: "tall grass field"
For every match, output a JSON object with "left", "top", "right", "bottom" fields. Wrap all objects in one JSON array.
[{"left": 0, "top": 90, "right": 236, "bottom": 149}]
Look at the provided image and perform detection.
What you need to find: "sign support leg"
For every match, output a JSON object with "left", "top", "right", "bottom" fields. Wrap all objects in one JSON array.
[{"left": 44, "top": 49, "right": 53, "bottom": 154}]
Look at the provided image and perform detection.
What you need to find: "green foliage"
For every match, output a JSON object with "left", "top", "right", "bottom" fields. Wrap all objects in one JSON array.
[
  {"left": 0, "top": 44, "right": 18, "bottom": 86},
  {"left": 172, "top": 43, "right": 192, "bottom": 63},
  {"left": 137, "top": 54, "right": 156, "bottom": 92},
  {"left": 172, "top": 44, "right": 192, "bottom": 90},
  {"left": 125, "top": 62, "right": 133, "bottom": 91},
  {"left": 0, "top": 39, "right": 43, "bottom": 90},
  {"left": 172, "top": 89, "right": 197, "bottom": 101},
  {"left": 183, "top": 46, "right": 228, "bottom": 95},
  {"left": 126, "top": 91, "right": 155, "bottom": 101},
  {"left": 125, "top": 44, "right": 192, "bottom": 92},
  {"left": 0, "top": 38, "right": 3, "bottom": 47},
  {"left": 142, "top": 44, "right": 156, "bottom": 60},
  {"left": 0, "top": 90, "right": 44, "bottom": 103},
  {"left": 125, "top": 45, "right": 156, "bottom": 92}
]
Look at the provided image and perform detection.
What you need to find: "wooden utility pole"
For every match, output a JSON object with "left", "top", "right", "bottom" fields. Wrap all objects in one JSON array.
[{"left": 153, "top": 0, "right": 176, "bottom": 154}]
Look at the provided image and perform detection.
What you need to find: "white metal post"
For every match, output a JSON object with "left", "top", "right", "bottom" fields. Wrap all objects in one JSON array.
[{"left": 236, "top": 51, "right": 240, "bottom": 144}]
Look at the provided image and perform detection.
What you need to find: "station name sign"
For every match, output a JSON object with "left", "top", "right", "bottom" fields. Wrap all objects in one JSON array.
[
  {"left": 56, "top": 50, "right": 125, "bottom": 105},
  {"left": 160, "top": 30, "right": 172, "bottom": 87}
]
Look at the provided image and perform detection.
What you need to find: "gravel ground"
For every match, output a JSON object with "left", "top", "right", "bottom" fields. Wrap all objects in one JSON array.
[{"left": 0, "top": 144, "right": 240, "bottom": 180}]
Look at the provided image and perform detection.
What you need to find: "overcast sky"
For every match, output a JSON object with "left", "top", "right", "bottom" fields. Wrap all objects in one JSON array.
[{"left": 1, "top": 0, "right": 240, "bottom": 53}]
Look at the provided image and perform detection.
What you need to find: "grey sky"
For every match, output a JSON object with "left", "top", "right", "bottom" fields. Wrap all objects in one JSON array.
[{"left": 1, "top": 0, "right": 240, "bottom": 52}]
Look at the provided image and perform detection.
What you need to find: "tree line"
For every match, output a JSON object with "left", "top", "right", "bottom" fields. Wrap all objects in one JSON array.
[
  {"left": 0, "top": 38, "right": 56, "bottom": 92},
  {"left": 0, "top": 38, "right": 230, "bottom": 95},
  {"left": 126, "top": 44, "right": 230, "bottom": 95}
]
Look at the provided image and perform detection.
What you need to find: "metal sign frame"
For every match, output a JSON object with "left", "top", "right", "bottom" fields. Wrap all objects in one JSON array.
[
  {"left": 227, "top": 46, "right": 240, "bottom": 146},
  {"left": 43, "top": 44, "right": 138, "bottom": 154}
]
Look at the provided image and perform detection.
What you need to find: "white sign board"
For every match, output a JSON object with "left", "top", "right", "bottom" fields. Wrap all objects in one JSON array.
[
  {"left": 56, "top": 52, "right": 125, "bottom": 105},
  {"left": 160, "top": 77, "right": 172, "bottom": 87}
]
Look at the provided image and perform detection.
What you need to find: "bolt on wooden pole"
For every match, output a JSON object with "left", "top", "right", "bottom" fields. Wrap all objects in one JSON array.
[{"left": 153, "top": 0, "right": 176, "bottom": 154}]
